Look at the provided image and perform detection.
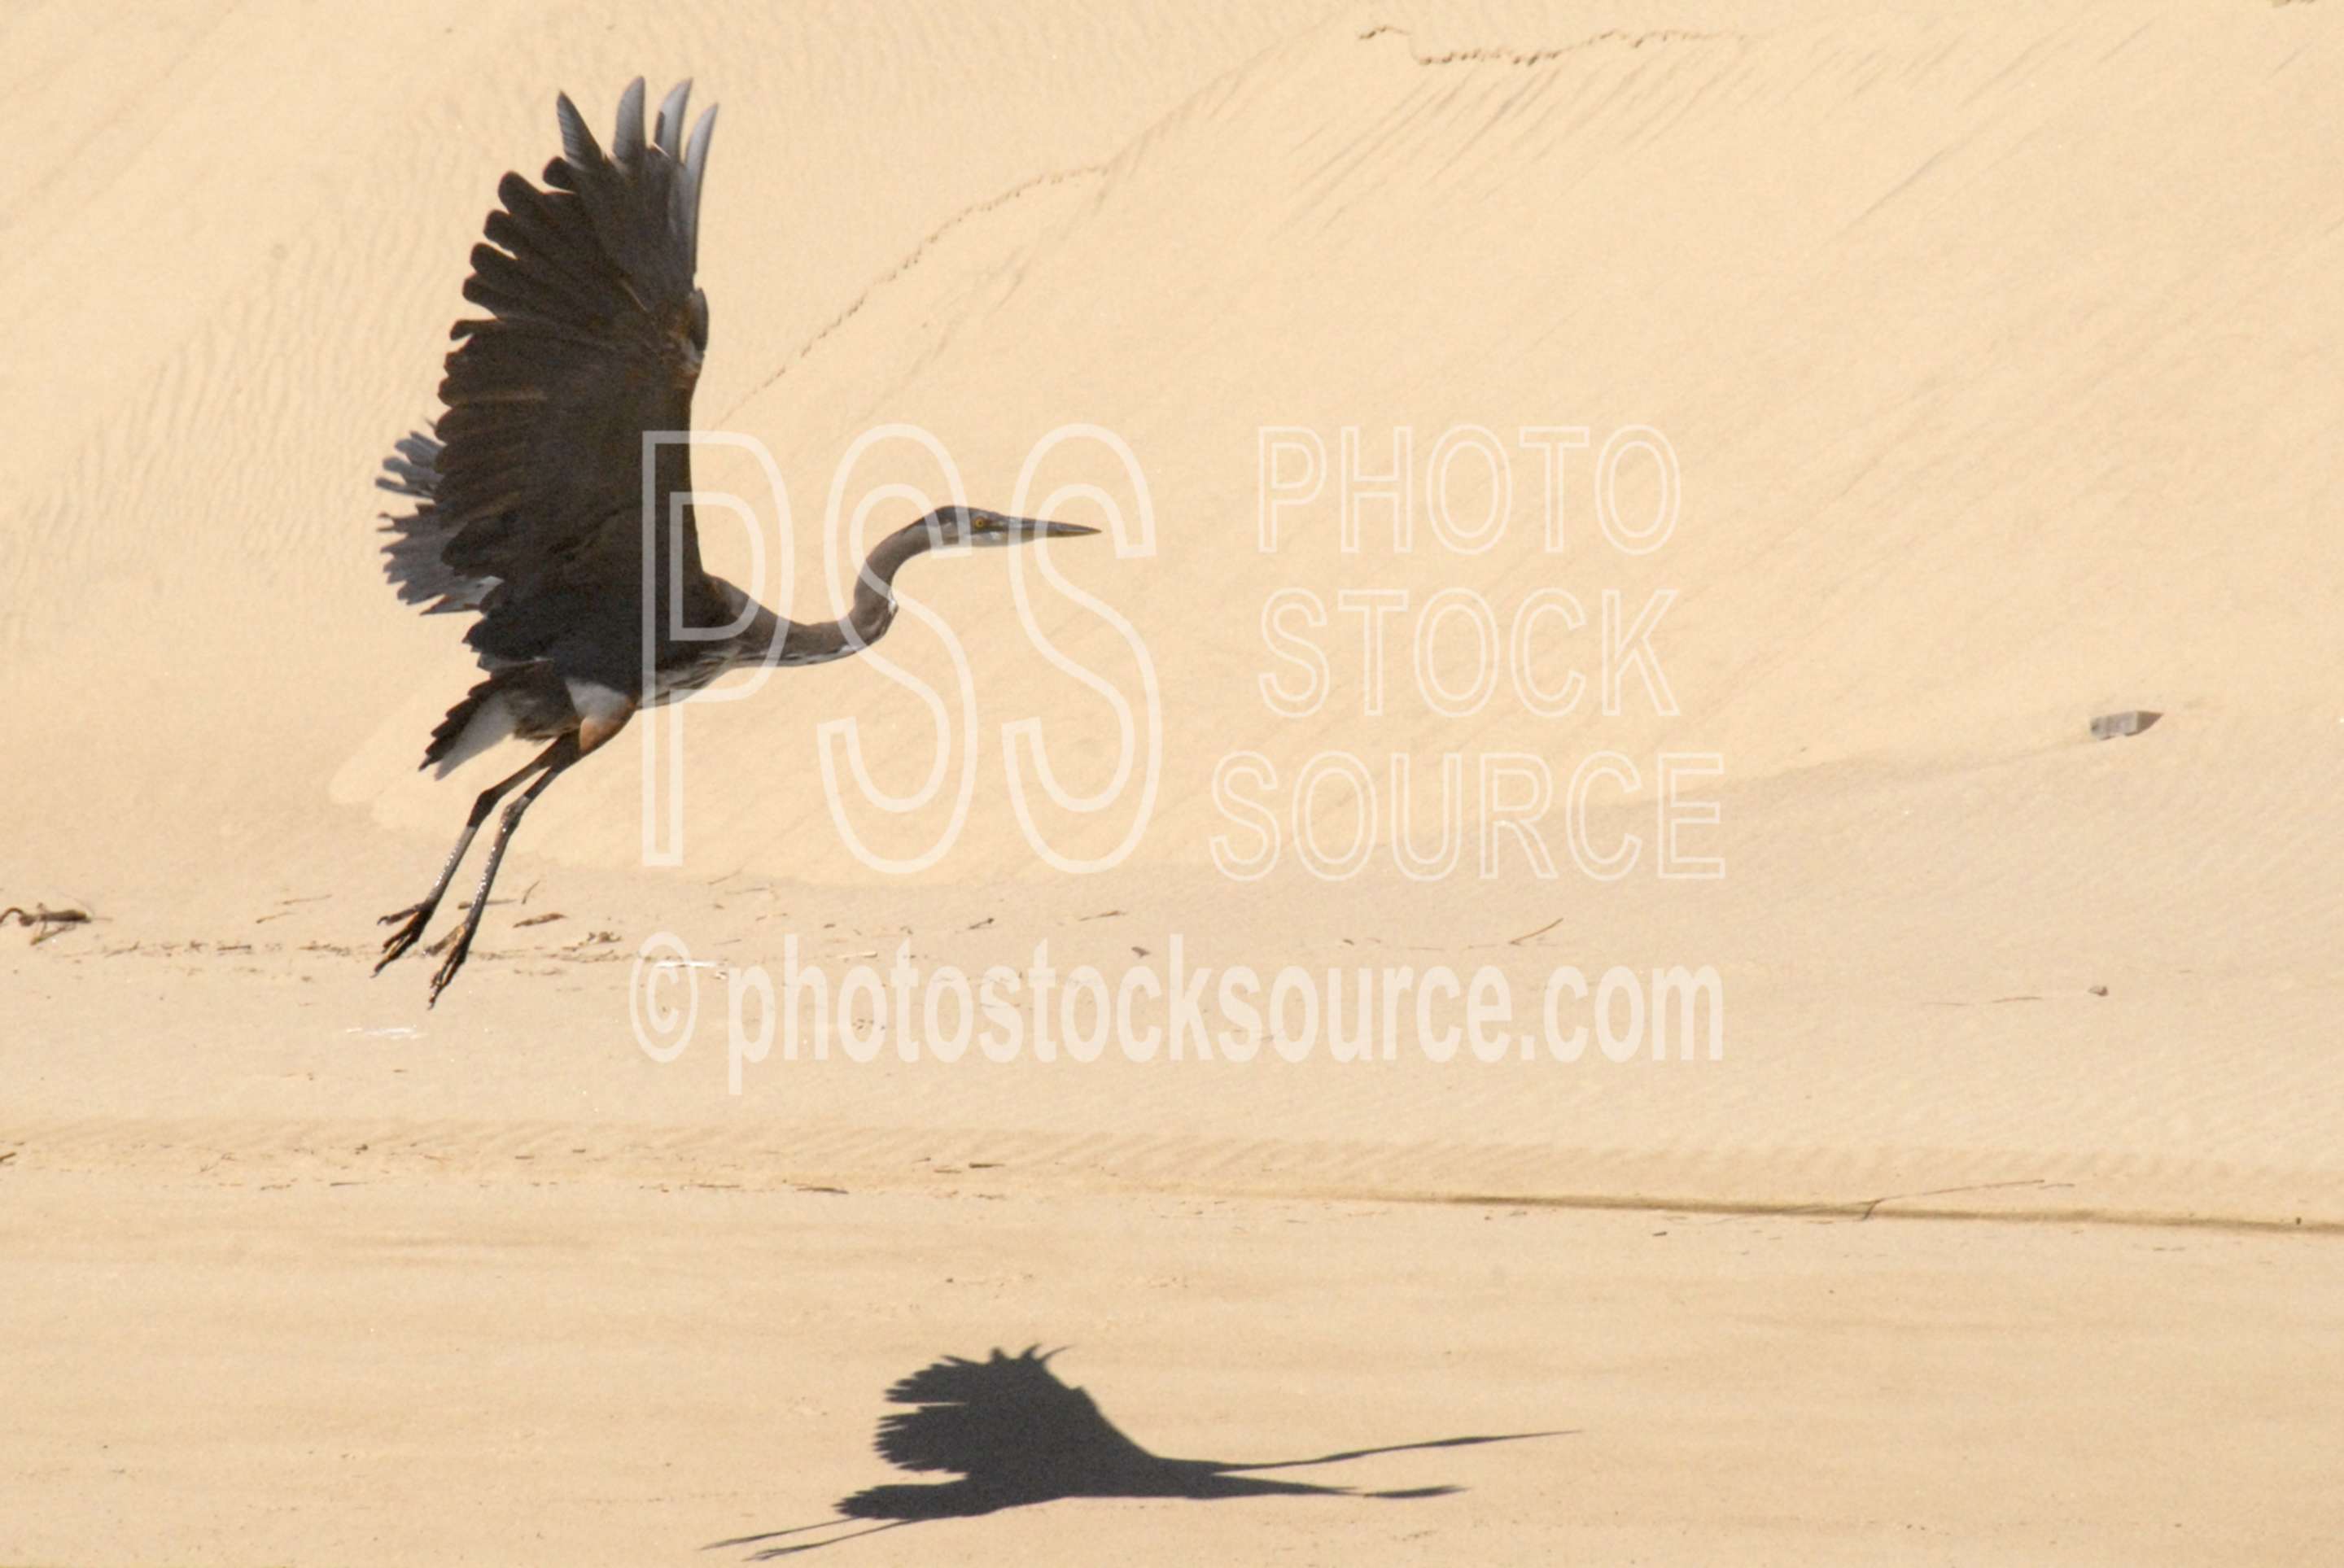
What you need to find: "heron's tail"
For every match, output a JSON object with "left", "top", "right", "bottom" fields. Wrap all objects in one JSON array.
[
  {"left": 422, "top": 672, "right": 520, "bottom": 776},
  {"left": 378, "top": 430, "right": 496, "bottom": 615}
]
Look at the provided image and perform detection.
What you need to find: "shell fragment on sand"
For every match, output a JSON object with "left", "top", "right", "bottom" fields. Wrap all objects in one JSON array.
[{"left": 2089, "top": 710, "right": 2162, "bottom": 740}]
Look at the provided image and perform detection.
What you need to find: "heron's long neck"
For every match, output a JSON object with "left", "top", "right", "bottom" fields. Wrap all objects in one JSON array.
[{"left": 744, "top": 521, "right": 937, "bottom": 665}]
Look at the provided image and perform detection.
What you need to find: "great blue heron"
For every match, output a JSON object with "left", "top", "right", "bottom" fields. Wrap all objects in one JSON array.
[
  {"left": 710, "top": 1346, "right": 1563, "bottom": 1557},
  {"left": 372, "top": 78, "right": 1097, "bottom": 1003}
]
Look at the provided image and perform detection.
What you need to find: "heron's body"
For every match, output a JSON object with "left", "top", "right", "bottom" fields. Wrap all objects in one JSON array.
[{"left": 372, "top": 78, "right": 1095, "bottom": 1002}]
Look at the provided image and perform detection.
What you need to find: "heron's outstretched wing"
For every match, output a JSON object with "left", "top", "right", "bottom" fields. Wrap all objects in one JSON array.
[
  {"left": 872, "top": 1347, "right": 1144, "bottom": 1478},
  {"left": 422, "top": 78, "right": 719, "bottom": 666}
]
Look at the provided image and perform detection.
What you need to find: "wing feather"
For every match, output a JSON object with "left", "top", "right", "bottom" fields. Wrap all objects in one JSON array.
[
  {"left": 611, "top": 77, "right": 646, "bottom": 168},
  {"left": 375, "top": 432, "right": 495, "bottom": 615},
  {"left": 654, "top": 80, "right": 693, "bottom": 158}
]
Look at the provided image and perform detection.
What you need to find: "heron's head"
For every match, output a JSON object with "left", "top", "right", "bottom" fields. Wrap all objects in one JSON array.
[{"left": 919, "top": 505, "right": 1101, "bottom": 550}]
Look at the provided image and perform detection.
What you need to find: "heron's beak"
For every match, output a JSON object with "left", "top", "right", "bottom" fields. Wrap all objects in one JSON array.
[{"left": 974, "top": 514, "right": 1102, "bottom": 547}]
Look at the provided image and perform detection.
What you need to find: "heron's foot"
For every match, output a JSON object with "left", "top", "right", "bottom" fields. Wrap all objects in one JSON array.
[
  {"left": 426, "top": 924, "right": 479, "bottom": 1007},
  {"left": 374, "top": 902, "right": 435, "bottom": 974}
]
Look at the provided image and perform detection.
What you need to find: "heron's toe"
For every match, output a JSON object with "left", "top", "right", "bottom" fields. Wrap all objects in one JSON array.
[
  {"left": 426, "top": 954, "right": 463, "bottom": 1006},
  {"left": 374, "top": 906, "right": 437, "bottom": 973}
]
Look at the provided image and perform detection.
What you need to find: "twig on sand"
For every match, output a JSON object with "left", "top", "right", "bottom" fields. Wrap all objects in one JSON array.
[
  {"left": 2, "top": 905, "right": 91, "bottom": 945},
  {"left": 1798, "top": 1177, "right": 2056, "bottom": 1223}
]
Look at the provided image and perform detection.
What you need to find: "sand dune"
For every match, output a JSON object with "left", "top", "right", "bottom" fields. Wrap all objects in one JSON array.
[{"left": 6, "top": 0, "right": 2342, "bottom": 1561}]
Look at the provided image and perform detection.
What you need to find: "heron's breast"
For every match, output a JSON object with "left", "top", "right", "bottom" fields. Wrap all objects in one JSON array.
[
  {"left": 564, "top": 678, "right": 640, "bottom": 729},
  {"left": 641, "top": 645, "right": 741, "bottom": 708}
]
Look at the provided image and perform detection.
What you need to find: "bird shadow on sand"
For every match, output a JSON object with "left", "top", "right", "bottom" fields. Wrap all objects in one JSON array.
[{"left": 705, "top": 1346, "right": 1569, "bottom": 1558}]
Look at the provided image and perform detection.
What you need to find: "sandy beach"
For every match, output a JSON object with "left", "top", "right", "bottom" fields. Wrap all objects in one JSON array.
[{"left": 6, "top": 1, "right": 2342, "bottom": 1561}]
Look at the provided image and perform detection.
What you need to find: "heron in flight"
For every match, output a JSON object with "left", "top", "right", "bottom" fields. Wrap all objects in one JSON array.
[
  {"left": 709, "top": 1346, "right": 1563, "bottom": 1557},
  {"left": 373, "top": 78, "right": 1096, "bottom": 1003}
]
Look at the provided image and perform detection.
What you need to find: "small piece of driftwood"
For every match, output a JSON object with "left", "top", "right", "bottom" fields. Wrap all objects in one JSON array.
[{"left": 2, "top": 905, "right": 92, "bottom": 944}]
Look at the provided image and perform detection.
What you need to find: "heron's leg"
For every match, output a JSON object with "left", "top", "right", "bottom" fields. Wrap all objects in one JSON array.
[
  {"left": 374, "top": 748, "right": 561, "bottom": 973},
  {"left": 427, "top": 733, "right": 584, "bottom": 1006},
  {"left": 734, "top": 1521, "right": 912, "bottom": 1558}
]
